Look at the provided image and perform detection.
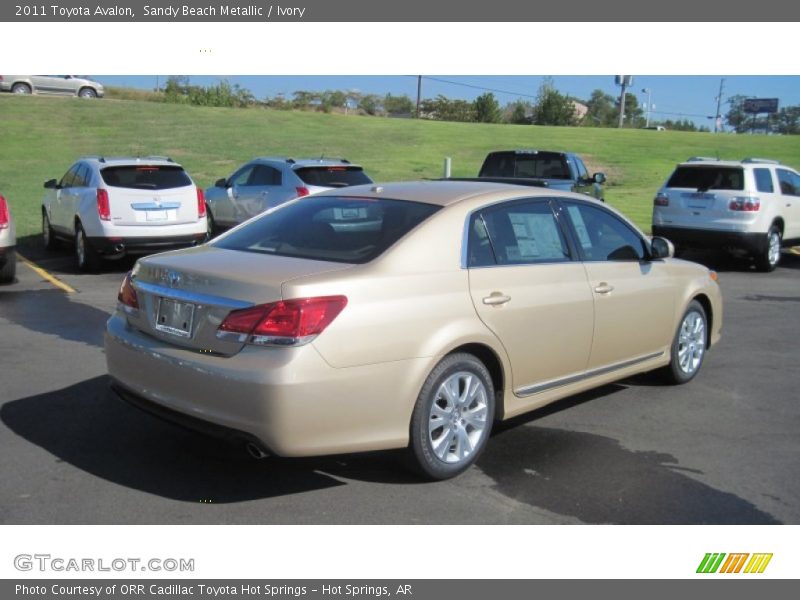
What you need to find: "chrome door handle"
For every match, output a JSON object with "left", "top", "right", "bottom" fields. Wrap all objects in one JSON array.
[
  {"left": 482, "top": 293, "right": 511, "bottom": 306},
  {"left": 594, "top": 283, "right": 614, "bottom": 294}
]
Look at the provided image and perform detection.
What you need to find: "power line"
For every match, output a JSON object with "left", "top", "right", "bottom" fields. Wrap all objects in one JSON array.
[{"left": 412, "top": 76, "right": 540, "bottom": 100}]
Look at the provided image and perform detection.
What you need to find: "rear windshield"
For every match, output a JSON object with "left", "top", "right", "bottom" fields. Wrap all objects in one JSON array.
[
  {"left": 100, "top": 165, "right": 192, "bottom": 190},
  {"left": 479, "top": 152, "right": 570, "bottom": 179},
  {"left": 295, "top": 166, "right": 372, "bottom": 188},
  {"left": 213, "top": 196, "right": 441, "bottom": 264},
  {"left": 666, "top": 166, "right": 744, "bottom": 191}
]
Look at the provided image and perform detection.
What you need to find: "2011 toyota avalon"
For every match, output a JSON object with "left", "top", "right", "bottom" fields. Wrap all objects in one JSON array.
[{"left": 105, "top": 181, "right": 722, "bottom": 479}]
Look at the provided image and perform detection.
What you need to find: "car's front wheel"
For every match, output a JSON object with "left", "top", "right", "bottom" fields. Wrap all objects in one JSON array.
[
  {"left": 78, "top": 87, "right": 97, "bottom": 99},
  {"left": 755, "top": 226, "right": 782, "bottom": 272},
  {"left": 409, "top": 353, "right": 495, "bottom": 480},
  {"left": 42, "top": 212, "right": 57, "bottom": 250},
  {"left": 663, "top": 300, "right": 707, "bottom": 385},
  {"left": 11, "top": 83, "right": 31, "bottom": 94},
  {"left": 75, "top": 223, "right": 101, "bottom": 272}
]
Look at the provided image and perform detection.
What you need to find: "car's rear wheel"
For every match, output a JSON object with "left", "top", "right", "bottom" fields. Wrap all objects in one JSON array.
[
  {"left": 0, "top": 252, "right": 16, "bottom": 284},
  {"left": 42, "top": 212, "right": 57, "bottom": 250},
  {"left": 11, "top": 83, "right": 31, "bottom": 94},
  {"left": 662, "top": 300, "right": 707, "bottom": 385},
  {"left": 75, "top": 223, "right": 100, "bottom": 272},
  {"left": 78, "top": 87, "right": 97, "bottom": 99},
  {"left": 755, "top": 226, "right": 781, "bottom": 272},
  {"left": 409, "top": 353, "right": 494, "bottom": 480}
]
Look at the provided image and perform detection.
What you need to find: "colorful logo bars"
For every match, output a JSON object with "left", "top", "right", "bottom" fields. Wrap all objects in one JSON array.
[{"left": 697, "top": 553, "right": 773, "bottom": 574}]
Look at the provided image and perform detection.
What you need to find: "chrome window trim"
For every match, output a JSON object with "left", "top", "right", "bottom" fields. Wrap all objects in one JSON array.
[
  {"left": 133, "top": 280, "right": 253, "bottom": 310},
  {"left": 514, "top": 351, "right": 665, "bottom": 397}
]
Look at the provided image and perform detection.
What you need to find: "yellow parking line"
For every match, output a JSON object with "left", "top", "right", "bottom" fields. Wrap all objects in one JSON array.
[
  {"left": 17, "top": 253, "right": 76, "bottom": 293},
  {"left": 790, "top": 247, "right": 800, "bottom": 256}
]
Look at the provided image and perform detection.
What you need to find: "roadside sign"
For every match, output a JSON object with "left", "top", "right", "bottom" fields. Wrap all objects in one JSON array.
[{"left": 743, "top": 98, "right": 779, "bottom": 114}]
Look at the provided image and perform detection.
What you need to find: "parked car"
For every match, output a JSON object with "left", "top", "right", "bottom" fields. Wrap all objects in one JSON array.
[
  {"left": 106, "top": 181, "right": 722, "bottom": 480},
  {"left": 0, "top": 192, "right": 16, "bottom": 283},
  {"left": 652, "top": 157, "right": 800, "bottom": 271},
  {"left": 0, "top": 75, "right": 104, "bottom": 98},
  {"left": 477, "top": 150, "right": 606, "bottom": 201},
  {"left": 42, "top": 156, "right": 208, "bottom": 271},
  {"left": 204, "top": 157, "right": 373, "bottom": 233}
]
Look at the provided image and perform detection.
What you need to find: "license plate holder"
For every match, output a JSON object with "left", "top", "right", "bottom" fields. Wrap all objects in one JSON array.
[{"left": 155, "top": 297, "right": 195, "bottom": 338}]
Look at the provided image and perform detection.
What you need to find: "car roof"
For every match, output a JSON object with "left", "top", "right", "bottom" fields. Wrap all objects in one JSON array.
[
  {"left": 313, "top": 179, "right": 584, "bottom": 208},
  {"left": 79, "top": 156, "right": 182, "bottom": 168},
  {"left": 251, "top": 157, "right": 362, "bottom": 168},
  {"left": 487, "top": 149, "right": 570, "bottom": 157},
  {"left": 678, "top": 157, "right": 782, "bottom": 167}
]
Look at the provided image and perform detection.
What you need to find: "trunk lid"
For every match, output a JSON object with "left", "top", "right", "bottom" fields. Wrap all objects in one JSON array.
[{"left": 125, "top": 245, "right": 353, "bottom": 355}]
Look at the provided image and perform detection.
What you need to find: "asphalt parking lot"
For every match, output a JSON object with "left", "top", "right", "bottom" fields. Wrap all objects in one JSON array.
[{"left": 1, "top": 241, "right": 798, "bottom": 524}]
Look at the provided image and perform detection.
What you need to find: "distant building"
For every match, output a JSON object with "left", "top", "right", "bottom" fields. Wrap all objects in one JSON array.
[{"left": 572, "top": 100, "right": 588, "bottom": 121}]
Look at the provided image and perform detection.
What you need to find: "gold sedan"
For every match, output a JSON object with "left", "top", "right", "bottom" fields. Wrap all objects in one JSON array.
[{"left": 105, "top": 181, "right": 722, "bottom": 479}]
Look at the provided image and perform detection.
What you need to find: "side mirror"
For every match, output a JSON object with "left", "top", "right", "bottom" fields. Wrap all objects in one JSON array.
[
  {"left": 44, "top": 179, "right": 58, "bottom": 189},
  {"left": 593, "top": 172, "right": 606, "bottom": 184},
  {"left": 651, "top": 236, "right": 674, "bottom": 260},
  {"left": 214, "top": 178, "right": 229, "bottom": 188}
]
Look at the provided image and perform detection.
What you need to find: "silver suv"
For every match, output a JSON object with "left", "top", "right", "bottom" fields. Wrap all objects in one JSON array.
[
  {"left": 652, "top": 157, "right": 800, "bottom": 271},
  {"left": 42, "top": 157, "right": 208, "bottom": 271},
  {"left": 0, "top": 75, "right": 104, "bottom": 98},
  {"left": 204, "top": 157, "right": 373, "bottom": 232}
]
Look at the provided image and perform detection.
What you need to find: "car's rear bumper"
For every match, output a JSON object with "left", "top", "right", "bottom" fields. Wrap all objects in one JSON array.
[
  {"left": 652, "top": 225, "right": 767, "bottom": 254},
  {"left": 105, "top": 313, "right": 428, "bottom": 457},
  {"left": 89, "top": 234, "right": 207, "bottom": 256}
]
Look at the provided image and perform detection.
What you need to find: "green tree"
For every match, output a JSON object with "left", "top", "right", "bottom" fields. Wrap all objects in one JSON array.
[
  {"left": 616, "top": 93, "right": 644, "bottom": 127},
  {"left": 505, "top": 100, "right": 532, "bottom": 124},
  {"left": 774, "top": 106, "right": 800, "bottom": 135},
  {"left": 533, "top": 79, "right": 577, "bottom": 126},
  {"left": 725, "top": 95, "right": 749, "bottom": 133},
  {"left": 473, "top": 92, "right": 501, "bottom": 123},
  {"left": 384, "top": 93, "right": 414, "bottom": 116},
  {"left": 584, "top": 89, "right": 616, "bottom": 127},
  {"left": 358, "top": 94, "right": 382, "bottom": 116}
]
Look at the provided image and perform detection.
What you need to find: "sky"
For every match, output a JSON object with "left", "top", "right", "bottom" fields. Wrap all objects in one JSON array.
[{"left": 98, "top": 75, "right": 800, "bottom": 128}]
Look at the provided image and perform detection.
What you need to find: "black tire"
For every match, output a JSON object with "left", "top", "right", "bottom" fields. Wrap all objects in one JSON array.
[
  {"left": 11, "top": 83, "right": 31, "bottom": 94},
  {"left": 75, "top": 223, "right": 100, "bottom": 272},
  {"left": 0, "top": 252, "right": 16, "bottom": 284},
  {"left": 42, "top": 212, "right": 57, "bottom": 251},
  {"left": 661, "top": 300, "right": 708, "bottom": 385},
  {"left": 205, "top": 206, "right": 216, "bottom": 240},
  {"left": 78, "top": 87, "right": 97, "bottom": 99},
  {"left": 409, "top": 353, "right": 495, "bottom": 480},
  {"left": 754, "top": 225, "right": 782, "bottom": 272}
]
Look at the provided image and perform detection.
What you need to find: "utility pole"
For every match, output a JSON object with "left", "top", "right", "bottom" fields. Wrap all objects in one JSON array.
[
  {"left": 416, "top": 76, "right": 422, "bottom": 118},
  {"left": 714, "top": 78, "right": 725, "bottom": 133},
  {"left": 615, "top": 76, "right": 632, "bottom": 128},
  {"left": 642, "top": 87, "right": 652, "bottom": 128}
]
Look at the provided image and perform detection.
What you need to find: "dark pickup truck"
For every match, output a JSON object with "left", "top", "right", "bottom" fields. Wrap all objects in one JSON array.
[{"left": 477, "top": 150, "right": 606, "bottom": 201}]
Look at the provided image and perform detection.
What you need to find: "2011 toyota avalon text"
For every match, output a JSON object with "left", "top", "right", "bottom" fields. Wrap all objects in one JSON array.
[{"left": 105, "top": 181, "right": 722, "bottom": 479}]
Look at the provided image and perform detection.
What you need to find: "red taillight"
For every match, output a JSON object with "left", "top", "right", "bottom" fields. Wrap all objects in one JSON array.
[
  {"left": 0, "top": 194, "right": 9, "bottom": 229},
  {"left": 729, "top": 197, "right": 760, "bottom": 212},
  {"left": 295, "top": 186, "right": 310, "bottom": 198},
  {"left": 196, "top": 187, "right": 206, "bottom": 218},
  {"left": 218, "top": 296, "right": 347, "bottom": 345},
  {"left": 117, "top": 271, "right": 139, "bottom": 309},
  {"left": 653, "top": 192, "right": 669, "bottom": 207},
  {"left": 97, "top": 189, "right": 111, "bottom": 221}
]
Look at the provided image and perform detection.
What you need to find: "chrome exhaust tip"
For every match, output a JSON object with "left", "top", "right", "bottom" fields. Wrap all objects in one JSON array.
[{"left": 245, "top": 442, "right": 269, "bottom": 460}]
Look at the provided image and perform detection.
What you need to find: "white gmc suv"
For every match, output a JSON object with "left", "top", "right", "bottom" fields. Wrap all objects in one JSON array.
[
  {"left": 652, "top": 157, "right": 800, "bottom": 271},
  {"left": 42, "top": 157, "right": 208, "bottom": 271}
]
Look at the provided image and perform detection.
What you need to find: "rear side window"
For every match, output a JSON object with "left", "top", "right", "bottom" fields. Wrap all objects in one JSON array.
[
  {"left": 213, "top": 196, "right": 440, "bottom": 264},
  {"left": 479, "top": 152, "right": 570, "bottom": 179},
  {"left": 100, "top": 165, "right": 192, "bottom": 190},
  {"left": 295, "top": 166, "right": 372, "bottom": 188},
  {"left": 754, "top": 168, "right": 774, "bottom": 193},
  {"left": 666, "top": 166, "right": 744, "bottom": 191},
  {"left": 468, "top": 200, "right": 570, "bottom": 267}
]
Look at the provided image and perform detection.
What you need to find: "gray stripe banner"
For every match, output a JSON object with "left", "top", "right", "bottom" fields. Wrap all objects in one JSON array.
[
  {"left": 3, "top": 580, "right": 797, "bottom": 599},
  {"left": 3, "top": 0, "right": 800, "bottom": 22}
]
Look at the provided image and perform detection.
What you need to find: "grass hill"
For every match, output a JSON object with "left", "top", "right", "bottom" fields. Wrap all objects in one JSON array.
[{"left": 2, "top": 93, "right": 799, "bottom": 238}]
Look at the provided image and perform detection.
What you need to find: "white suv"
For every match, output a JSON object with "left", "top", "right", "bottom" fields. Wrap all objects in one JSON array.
[
  {"left": 42, "top": 157, "right": 208, "bottom": 271},
  {"left": 652, "top": 157, "right": 800, "bottom": 271}
]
